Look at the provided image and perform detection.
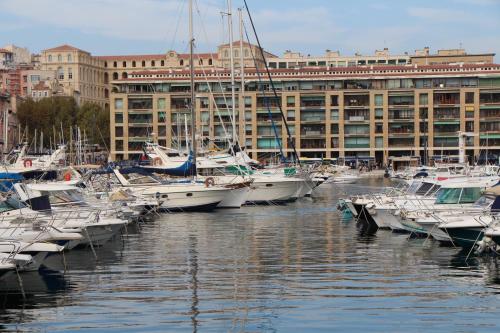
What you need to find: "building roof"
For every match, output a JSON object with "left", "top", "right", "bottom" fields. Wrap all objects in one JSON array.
[
  {"left": 43, "top": 44, "right": 85, "bottom": 53},
  {"left": 411, "top": 53, "right": 496, "bottom": 59},
  {"left": 97, "top": 54, "right": 165, "bottom": 61},
  {"left": 0, "top": 48, "right": 12, "bottom": 53},
  {"left": 113, "top": 63, "right": 500, "bottom": 82}
]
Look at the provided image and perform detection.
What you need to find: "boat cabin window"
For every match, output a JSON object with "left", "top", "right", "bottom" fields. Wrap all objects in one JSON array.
[
  {"left": 435, "top": 187, "right": 482, "bottom": 204},
  {"left": 415, "top": 182, "right": 434, "bottom": 195},
  {"left": 198, "top": 168, "right": 226, "bottom": 176}
]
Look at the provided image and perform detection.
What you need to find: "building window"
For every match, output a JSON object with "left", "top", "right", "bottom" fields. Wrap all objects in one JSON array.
[
  {"left": 331, "top": 95, "right": 339, "bottom": 106},
  {"left": 142, "top": 60, "right": 146, "bottom": 67},
  {"left": 331, "top": 110, "right": 339, "bottom": 120},
  {"left": 122, "top": 72, "right": 128, "bottom": 79},
  {"left": 161, "top": 60, "right": 165, "bottom": 66},
  {"left": 48, "top": 55, "right": 52, "bottom": 62},
  {"left": 224, "top": 50, "right": 229, "bottom": 58},
  {"left": 151, "top": 60, "right": 155, "bottom": 66},
  {"left": 245, "top": 49, "right": 249, "bottom": 57},
  {"left": 132, "top": 61, "right": 136, "bottom": 67},
  {"left": 113, "top": 61, "right": 117, "bottom": 68},
  {"left": 208, "top": 59, "right": 213, "bottom": 65},
  {"left": 115, "top": 113, "right": 123, "bottom": 123},
  {"left": 115, "top": 127, "right": 124, "bottom": 137},
  {"left": 375, "top": 108, "right": 383, "bottom": 119},
  {"left": 30, "top": 75, "right": 40, "bottom": 82},
  {"left": 374, "top": 94, "right": 383, "bottom": 106},
  {"left": 419, "top": 93, "right": 428, "bottom": 105},
  {"left": 157, "top": 98, "right": 166, "bottom": 109},
  {"left": 104, "top": 61, "right": 108, "bottom": 68},
  {"left": 57, "top": 67, "right": 64, "bottom": 80},
  {"left": 113, "top": 72, "right": 118, "bottom": 80},
  {"left": 67, "top": 54, "right": 72, "bottom": 62},
  {"left": 199, "top": 59, "right": 203, "bottom": 65},
  {"left": 122, "top": 61, "right": 126, "bottom": 67},
  {"left": 57, "top": 54, "right": 62, "bottom": 62},
  {"left": 180, "top": 59, "right": 184, "bottom": 66},
  {"left": 465, "top": 92, "right": 474, "bottom": 104},
  {"left": 68, "top": 68, "right": 73, "bottom": 79},
  {"left": 114, "top": 98, "right": 123, "bottom": 110},
  {"left": 287, "top": 96, "right": 295, "bottom": 107}
]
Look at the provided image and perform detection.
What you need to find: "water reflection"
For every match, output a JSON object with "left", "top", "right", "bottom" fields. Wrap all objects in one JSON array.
[{"left": 1, "top": 178, "right": 500, "bottom": 332}]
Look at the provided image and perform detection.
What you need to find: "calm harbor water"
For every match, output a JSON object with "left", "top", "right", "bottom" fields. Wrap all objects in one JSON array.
[{"left": 2, "top": 178, "right": 500, "bottom": 332}]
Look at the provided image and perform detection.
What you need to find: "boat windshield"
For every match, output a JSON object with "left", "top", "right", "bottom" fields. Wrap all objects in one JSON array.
[
  {"left": 474, "top": 195, "right": 494, "bottom": 208},
  {"left": 41, "top": 190, "right": 84, "bottom": 205},
  {"left": 0, "top": 197, "right": 27, "bottom": 212},
  {"left": 435, "top": 187, "right": 482, "bottom": 204},
  {"left": 435, "top": 188, "right": 461, "bottom": 204},
  {"left": 407, "top": 181, "right": 422, "bottom": 194},
  {"left": 415, "top": 182, "right": 438, "bottom": 196}
]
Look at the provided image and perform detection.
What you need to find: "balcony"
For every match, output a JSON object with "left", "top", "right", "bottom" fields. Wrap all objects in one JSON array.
[
  {"left": 434, "top": 108, "right": 460, "bottom": 119},
  {"left": 433, "top": 92, "right": 460, "bottom": 106},
  {"left": 388, "top": 138, "right": 414, "bottom": 148},
  {"left": 388, "top": 109, "right": 414, "bottom": 121},
  {"left": 344, "top": 95, "right": 369, "bottom": 107},
  {"left": 300, "top": 96, "right": 325, "bottom": 108},
  {"left": 480, "top": 92, "right": 500, "bottom": 105},
  {"left": 480, "top": 108, "right": 500, "bottom": 119},
  {"left": 300, "top": 138, "right": 326, "bottom": 149},
  {"left": 388, "top": 95, "right": 414, "bottom": 107}
]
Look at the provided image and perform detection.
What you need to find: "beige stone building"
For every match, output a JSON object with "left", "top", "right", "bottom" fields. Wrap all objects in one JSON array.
[{"left": 40, "top": 45, "right": 108, "bottom": 107}]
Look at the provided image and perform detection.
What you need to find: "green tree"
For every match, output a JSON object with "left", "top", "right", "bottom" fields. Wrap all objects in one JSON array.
[{"left": 17, "top": 97, "right": 109, "bottom": 148}]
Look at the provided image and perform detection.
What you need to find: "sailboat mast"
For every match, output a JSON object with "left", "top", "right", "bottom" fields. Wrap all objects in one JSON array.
[
  {"left": 189, "top": 0, "right": 197, "bottom": 171},
  {"left": 227, "top": 0, "right": 237, "bottom": 145},
  {"left": 238, "top": 8, "right": 245, "bottom": 147}
]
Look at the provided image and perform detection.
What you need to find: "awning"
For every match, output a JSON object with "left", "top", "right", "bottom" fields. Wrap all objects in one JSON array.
[
  {"left": 434, "top": 121, "right": 459, "bottom": 125},
  {"left": 480, "top": 134, "right": 500, "bottom": 139}
]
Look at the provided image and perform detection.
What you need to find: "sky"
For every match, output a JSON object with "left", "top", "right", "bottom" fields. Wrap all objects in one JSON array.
[{"left": 0, "top": 0, "right": 499, "bottom": 60}]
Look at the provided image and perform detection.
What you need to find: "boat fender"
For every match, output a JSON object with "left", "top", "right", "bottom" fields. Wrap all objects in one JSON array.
[
  {"left": 204, "top": 177, "right": 215, "bottom": 187},
  {"left": 23, "top": 159, "right": 33, "bottom": 167}
]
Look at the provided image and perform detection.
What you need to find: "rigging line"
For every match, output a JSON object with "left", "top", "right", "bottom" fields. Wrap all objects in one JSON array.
[
  {"left": 193, "top": 52, "right": 231, "bottom": 147},
  {"left": 243, "top": 0, "right": 299, "bottom": 165},
  {"left": 194, "top": 6, "right": 236, "bottom": 135},
  {"left": 169, "top": 0, "right": 188, "bottom": 52},
  {"left": 192, "top": 4, "right": 240, "bottom": 146},
  {"left": 242, "top": 20, "right": 285, "bottom": 161}
]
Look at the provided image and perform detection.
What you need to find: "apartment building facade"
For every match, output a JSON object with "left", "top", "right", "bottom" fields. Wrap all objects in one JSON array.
[{"left": 108, "top": 62, "right": 500, "bottom": 164}]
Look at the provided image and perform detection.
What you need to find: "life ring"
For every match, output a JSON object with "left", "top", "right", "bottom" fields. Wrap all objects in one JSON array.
[
  {"left": 153, "top": 157, "right": 162, "bottom": 166},
  {"left": 64, "top": 172, "right": 71, "bottom": 181},
  {"left": 23, "top": 159, "right": 32, "bottom": 168},
  {"left": 204, "top": 177, "right": 215, "bottom": 187}
]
